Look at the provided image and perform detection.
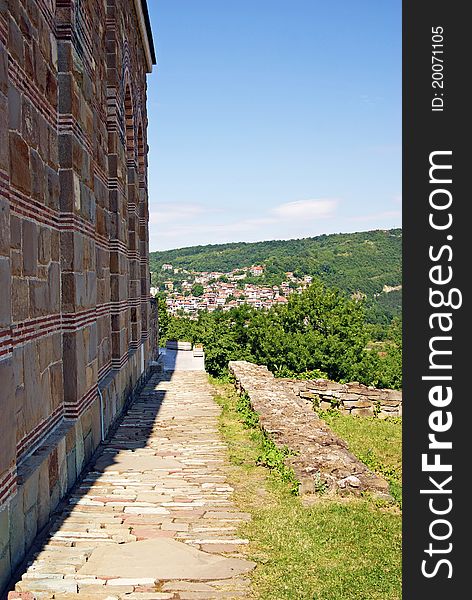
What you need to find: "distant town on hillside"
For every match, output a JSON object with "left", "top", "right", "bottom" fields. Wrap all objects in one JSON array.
[{"left": 150, "top": 228, "right": 402, "bottom": 325}]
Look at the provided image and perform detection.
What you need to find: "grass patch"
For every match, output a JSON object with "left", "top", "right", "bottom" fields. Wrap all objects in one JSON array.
[
  {"left": 319, "top": 410, "right": 402, "bottom": 506},
  {"left": 210, "top": 378, "right": 402, "bottom": 600}
]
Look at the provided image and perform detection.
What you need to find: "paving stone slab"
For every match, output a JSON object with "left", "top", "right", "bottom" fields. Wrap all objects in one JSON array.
[{"left": 78, "top": 538, "right": 255, "bottom": 580}]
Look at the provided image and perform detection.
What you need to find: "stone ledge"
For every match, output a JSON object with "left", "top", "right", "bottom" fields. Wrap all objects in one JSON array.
[{"left": 229, "top": 361, "right": 391, "bottom": 499}]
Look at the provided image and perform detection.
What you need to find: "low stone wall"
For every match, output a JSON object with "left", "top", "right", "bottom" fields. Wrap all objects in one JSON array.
[
  {"left": 229, "top": 361, "right": 391, "bottom": 499},
  {"left": 283, "top": 379, "right": 402, "bottom": 418}
]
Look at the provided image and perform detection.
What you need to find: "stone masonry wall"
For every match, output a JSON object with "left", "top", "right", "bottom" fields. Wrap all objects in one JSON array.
[
  {"left": 283, "top": 379, "right": 402, "bottom": 418},
  {"left": 0, "top": 0, "right": 156, "bottom": 592},
  {"left": 229, "top": 361, "right": 391, "bottom": 500}
]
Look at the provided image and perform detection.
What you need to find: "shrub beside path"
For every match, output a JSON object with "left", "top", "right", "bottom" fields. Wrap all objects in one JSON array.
[{"left": 9, "top": 366, "right": 255, "bottom": 599}]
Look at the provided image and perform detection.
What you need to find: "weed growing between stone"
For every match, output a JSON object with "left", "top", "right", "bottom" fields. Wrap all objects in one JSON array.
[
  {"left": 235, "top": 390, "right": 300, "bottom": 494},
  {"left": 210, "top": 377, "right": 402, "bottom": 600}
]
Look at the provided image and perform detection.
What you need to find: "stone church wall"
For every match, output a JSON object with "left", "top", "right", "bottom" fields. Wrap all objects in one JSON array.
[{"left": 0, "top": 0, "right": 156, "bottom": 590}]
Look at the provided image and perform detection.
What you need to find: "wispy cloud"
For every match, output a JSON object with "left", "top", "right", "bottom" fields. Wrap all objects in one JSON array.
[
  {"left": 272, "top": 199, "right": 338, "bottom": 220},
  {"left": 149, "top": 197, "right": 341, "bottom": 249},
  {"left": 149, "top": 203, "right": 216, "bottom": 224}
]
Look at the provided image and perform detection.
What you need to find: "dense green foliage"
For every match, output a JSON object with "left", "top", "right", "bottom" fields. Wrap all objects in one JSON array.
[
  {"left": 151, "top": 228, "right": 402, "bottom": 325},
  {"left": 151, "top": 227, "right": 401, "bottom": 290},
  {"left": 159, "top": 279, "right": 402, "bottom": 389}
]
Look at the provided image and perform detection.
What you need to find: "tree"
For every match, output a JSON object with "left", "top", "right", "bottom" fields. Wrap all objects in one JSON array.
[
  {"left": 156, "top": 278, "right": 402, "bottom": 388},
  {"left": 191, "top": 284, "right": 204, "bottom": 297},
  {"left": 157, "top": 298, "right": 170, "bottom": 340}
]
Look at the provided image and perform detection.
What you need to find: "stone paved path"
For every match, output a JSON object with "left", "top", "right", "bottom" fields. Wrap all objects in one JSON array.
[
  {"left": 160, "top": 349, "right": 205, "bottom": 372},
  {"left": 11, "top": 371, "right": 254, "bottom": 599}
]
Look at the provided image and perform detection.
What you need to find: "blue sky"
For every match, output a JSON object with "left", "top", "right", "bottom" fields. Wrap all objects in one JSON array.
[{"left": 146, "top": 1, "right": 401, "bottom": 251}]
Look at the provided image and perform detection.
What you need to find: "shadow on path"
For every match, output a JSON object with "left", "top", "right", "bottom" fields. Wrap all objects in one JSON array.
[{"left": 6, "top": 362, "right": 254, "bottom": 599}]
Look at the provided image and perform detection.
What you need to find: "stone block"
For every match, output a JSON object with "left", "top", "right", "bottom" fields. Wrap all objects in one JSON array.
[
  {"left": 46, "top": 166, "right": 60, "bottom": 209},
  {"left": 11, "top": 277, "right": 29, "bottom": 322},
  {"left": 379, "top": 399, "right": 401, "bottom": 408},
  {"left": 47, "top": 262, "right": 60, "bottom": 312},
  {"left": 63, "top": 335, "right": 77, "bottom": 404},
  {"left": 83, "top": 432, "right": 93, "bottom": 465},
  {"left": 10, "top": 251, "right": 22, "bottom": 277},
  {"left": 23, "top": 341, "right": 42, "bottom": 432},
  {"left": 0, "top": 544, "right": 12, "bottom": 596},
  {"left": 338, "top": 393, "right": 361, "bottom": 401},
  {"left": 50, "top": 229, "right": 60, "bottom": 262},
  {"left": 9, "top": 132, "right": 31, "bottom": 195},
  {"left": 66, "top": 449, "right": 76, "bottom": 492},
  {"left": 0, "top": 359, "right": 16, "bottom": 476},
  {"left": 90, "top": 397, "right": 102, "bottom": 447},
  {"left": 350, "top": 407, "right": 374, "bottom": 417},
  {"left": 28, "top": 279, "right": 48, "bottom": 317},
  {"left": 23, "top": 504, "right": 38, "bottom": 551},
  {"left": 46, "top": 68, "right": 57, "bottom": 109},
  {"left": 60, "top": 230, "right": 74, "bottom": 272},
  {"left": 55, "top": 451, "right": 67, "bottom": 502},
  {"left": 47, "top": 447, "right": 58, "bottom": 491},
  {"left": 22, "top": 468, "right": 39, "bottom": 514},
  {"left": 8, "top": 84, "right": 21, "bottom": 132},
  {"left": 22, "top": 220, "right": 37, "bottom": 276},
  {"left": 0, "top": 44, "right": 7, "bottom": 96},
  {"left": 30, "top": 149, "right": 45, "bottom": 201},
  {"left": 8, "top": 489, "right": 26, "bottom": 571},
  {"left": 0, "top": 198, "right": 10, "bottom": 257},
  {"left": 0, "top": 507, "right": 8, "bottom": 554},
  {"left": 16, "top": 578, "right": 77, "bottom": 594},
  {"left": 342, "top": 400, "right": 373, "bottom": 409},
  {"left": 61, "top": 272, "right": 76, "bottom": 312},
  {"left": 38, "top": 336, "right": 52, "bottom": 373},
  {"left": 24, "top": 38, "right": 34, "bottom": 81},
  {"left": 8, "top": 17, "right": 25, "bottom": 65},
  {"left": 0, "top": 256, "right": 11, "bottom": 327},
  {"left": 10, "top": 215, "right": 22, "bottom": 250},
  {"left": 49, "top": 361, "right": 63, "bottom": 411},
  {"left": 50, "top": 332, "right": 61, "bottom": 364},
  {"left": 33, "top": 43, "right": 47, "bottom": 94},
  {"left": 384, "top": 390, "right": 402, "bottom": 402},
  {"left": 49, "top": 480, "right": 60, "bottom": 514},
  {"left": 37, "top": 461, "right": 51, "bottom": 532},
  {"left": 75, "top": 422, "right": 85, "bottom": 475},
  {"left": 37, "top": 227, "right": 51, "bottom": 265},
  {"left": 0, "top": 94, "right": 6, "bottom": 170}
]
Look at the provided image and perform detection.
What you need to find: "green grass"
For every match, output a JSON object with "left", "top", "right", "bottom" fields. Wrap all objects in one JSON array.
[
  {"left": 319, "top": 410, "right": 402, "bottom": 506},
  {"left": 210, "top": 378, "right": 402, "bottom": 600}
]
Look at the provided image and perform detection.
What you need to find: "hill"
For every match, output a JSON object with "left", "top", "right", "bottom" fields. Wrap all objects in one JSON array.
[{"left": 150, "top": 229, "right": 402, "bottom": 323}]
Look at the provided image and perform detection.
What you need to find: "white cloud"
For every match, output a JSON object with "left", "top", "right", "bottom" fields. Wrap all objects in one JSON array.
[
  {"left": 148, "top": 197, "right": 342, "bottom": 250},
  {"left": 272, "top": 199, "right": 338, "bottom": 220},
  {"left": 149, "top": 203, "right": 213, "bottom": 224}
]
